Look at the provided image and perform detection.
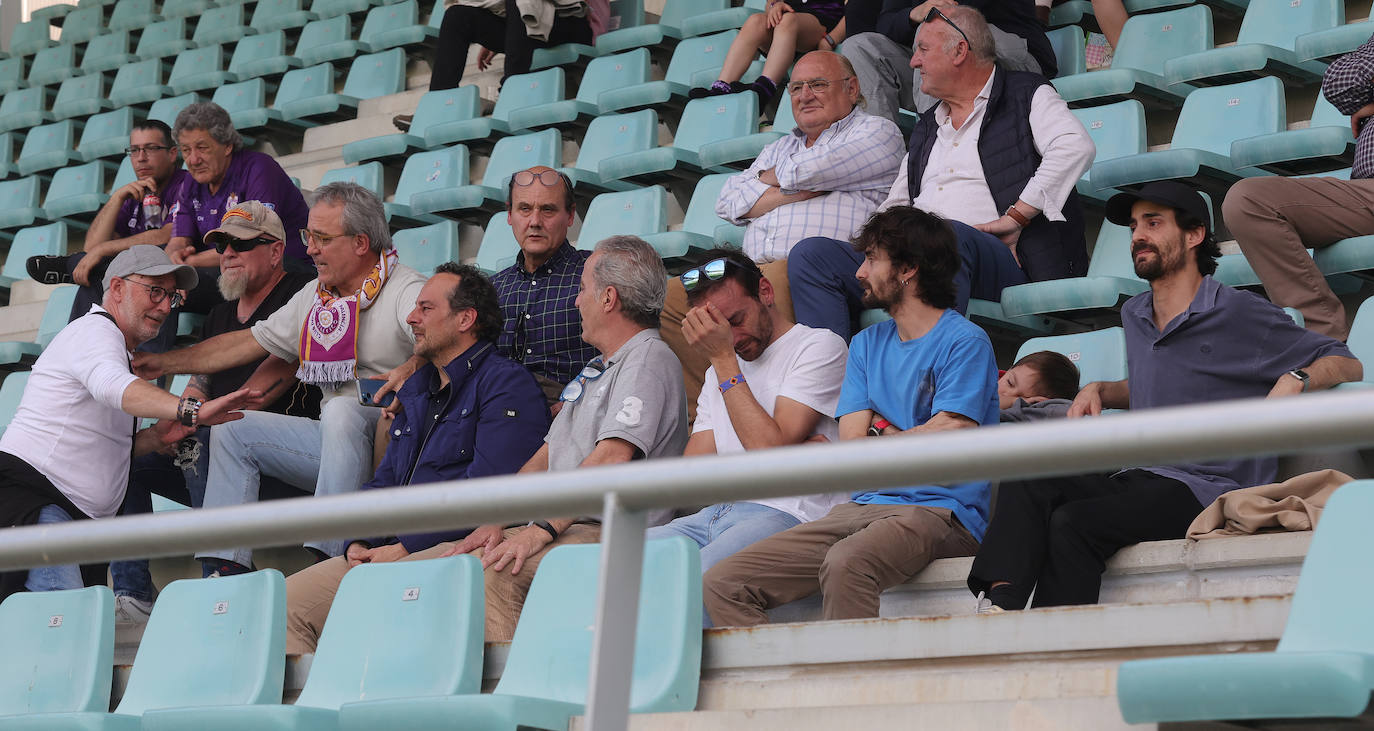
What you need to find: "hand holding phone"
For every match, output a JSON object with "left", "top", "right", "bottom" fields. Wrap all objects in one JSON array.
[{"left": 356, "top": 377, "right": 396, "bottom": 408}]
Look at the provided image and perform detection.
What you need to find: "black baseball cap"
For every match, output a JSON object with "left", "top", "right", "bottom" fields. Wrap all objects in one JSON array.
[{"left": 1105, "top": 181, "right": 1211, "bottom": 235}]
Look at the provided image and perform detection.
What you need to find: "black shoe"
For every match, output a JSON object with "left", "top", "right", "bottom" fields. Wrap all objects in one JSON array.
[
  {"left": 687, "top": 86, "right": 714, "bottom": 99},
  {"left": 26, "top": 255, "right": 71, "bottom": 285},
  {"left": 393, "top": 113, "right": 413, "bottom": 132}
]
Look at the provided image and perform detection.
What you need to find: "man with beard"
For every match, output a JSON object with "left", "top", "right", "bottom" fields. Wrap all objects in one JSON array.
[
  {"left": 703, "top": 206, "right": 998, "bottom": 627},
  {"left": 967, "top": 181, "right": 1362, "bottom": 613}
]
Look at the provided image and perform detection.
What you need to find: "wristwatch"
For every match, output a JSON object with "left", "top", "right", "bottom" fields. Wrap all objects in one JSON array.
[
  {"left": 1287, "top": 369, "right": 1310, "bottom": 392},
  {"left": 868, "top": 418, "right": 892, "bottom": 437}
]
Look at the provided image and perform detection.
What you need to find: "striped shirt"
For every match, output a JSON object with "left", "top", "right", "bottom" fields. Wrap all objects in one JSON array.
[{"left": 491, "top": 241, "right": 599, "bottom": 387}]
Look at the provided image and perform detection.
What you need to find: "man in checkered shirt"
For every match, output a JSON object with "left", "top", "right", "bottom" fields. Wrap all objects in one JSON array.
[{"left": 490, "top": 166, "right": 599, "bottom": 405}]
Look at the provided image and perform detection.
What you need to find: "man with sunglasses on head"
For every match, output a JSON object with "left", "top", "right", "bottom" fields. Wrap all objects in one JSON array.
[{"left": 0, "top": 245, "right": 257, "bottom": 599}]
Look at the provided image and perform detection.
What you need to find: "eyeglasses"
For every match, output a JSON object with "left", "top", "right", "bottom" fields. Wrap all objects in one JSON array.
[
  {"left": 123, "top": 278, "right": 185, "bottom": 308},
  {"left": 299, "top": 229, "right": 355, "bottom": 247},
  {"left": 559, "top": 358, "right": 606, "bottom": 403},
  {"left": 926, "top": 7, "right": 971, "bottom": 49},
  {"left": 215, "top": 236, "right": 278, "bottom": 254},
  {"left": 679, "top": 257, "right": 761, "bottom": 292},
  {"left": 786, "top": 76, "right": 852, "bottom": 95},
  {"left": 511, "top": 169, "right": 565, "bottom": 187},
  {"left": 124, "top": 145, "right": 173, "bottom": 158},
  {"left": 512, "top": 310, "right": 530, "bottom": 364}
]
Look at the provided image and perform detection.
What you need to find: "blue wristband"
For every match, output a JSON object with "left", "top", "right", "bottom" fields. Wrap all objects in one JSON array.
[{"left": 719, "top": 374, "right": 746, "bottom": 393}]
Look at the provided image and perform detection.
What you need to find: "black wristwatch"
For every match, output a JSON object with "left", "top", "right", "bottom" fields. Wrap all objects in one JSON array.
[{"left": 1287, "top": 369, "right": 1310, "bottom": 392}]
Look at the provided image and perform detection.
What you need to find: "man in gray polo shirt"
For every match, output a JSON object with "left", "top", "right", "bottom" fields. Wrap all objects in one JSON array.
[{"left": 967, "top": 181, "right": 1362, "bottom": 612}]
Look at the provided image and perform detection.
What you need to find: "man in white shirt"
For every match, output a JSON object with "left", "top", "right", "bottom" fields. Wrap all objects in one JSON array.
[
  {"left": 787, "top": 6, "right": 1095, "bottom": 339},
  {"left": 648, "top": 249, "right": 849, "bottom": 591}
]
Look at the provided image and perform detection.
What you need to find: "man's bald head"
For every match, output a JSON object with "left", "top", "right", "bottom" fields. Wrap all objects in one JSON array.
[{"left": 790, "top": 50, "right": 864, "bottom": 143}]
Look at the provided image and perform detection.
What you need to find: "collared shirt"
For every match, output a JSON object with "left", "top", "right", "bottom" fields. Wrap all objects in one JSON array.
[
  {"left": 170, "top": 148, "right": 311, "bottom": 264},
  {"left": 491, "top": 241, "right": 598, "bottom": 386},
  {"left": 717, "top": 106, "right": 905, "bottom": 262},
  {"left": 1320, "top": 33, "right": 1374, "bottom": 178},
  {"left": 115, "top": 169, "right": 192, "bottom": 237},
  {"left": 880, "top": 68, "right": 1094, "bottom": 224},
  {"left": 1121, "top": 276, "right": 1353, "bottom": 505}
]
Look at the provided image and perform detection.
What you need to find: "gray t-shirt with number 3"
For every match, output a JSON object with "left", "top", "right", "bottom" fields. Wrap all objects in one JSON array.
[{"left": 545, "top": 328, "right": 688, "bottom": 471}]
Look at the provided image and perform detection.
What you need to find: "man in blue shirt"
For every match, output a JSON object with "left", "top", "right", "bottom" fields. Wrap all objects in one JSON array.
[
  {"left": 704, "top": 206, "right": 998, "bottom": 626},
  {"left": 968, "top": 181, "right": 1363, "bottom": 612}
]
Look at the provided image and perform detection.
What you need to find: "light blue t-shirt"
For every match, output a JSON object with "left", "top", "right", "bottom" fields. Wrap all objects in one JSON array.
[{"left": 834, "top": 310, "right": 999, "bottom": 540}]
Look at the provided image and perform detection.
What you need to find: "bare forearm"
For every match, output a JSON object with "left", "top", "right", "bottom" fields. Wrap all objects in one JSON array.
[
  {"left": 121, "top": 379, "right": 181, "bottom": 420},
  {"left": 901, "top": 411, "right": 976, "bottom": 435},
  {"left": 1305, "top": 355, "right": 1363, "bottom": 390},
  {"left": 745, "top": 186, "right": 819, "bottom": 218},
  {"left": 161, "top": 329, "right": 269, "bottom": 375},
  {"left": 1096, "top": 380, "right": 1131, "bottom": 409}
]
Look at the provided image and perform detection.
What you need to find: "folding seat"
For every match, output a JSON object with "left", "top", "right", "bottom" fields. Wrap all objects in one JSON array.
[
  {"left": 1229, "top": 94, "right": 1355, "bottom": 175},
  {"left": 249, "top": 0, "right": 319, "bottom": 33},
  {"left": 9, "top": 19, "right": 56, "bottom": 56},
  {"left": 0, "top": 86, "right": 53, "bottom": 133},
  {"left": 80, "top": 32, "right": 140, "bottom": 75},
  {"left": 168, "top": 46, "right": 237, "bottom": 96},
  {"left": 108, "top": 0, "right": 162, "bottom": 32},
  {"left": 342, "top": 85, "right": 480, "bottom": 164},
  {"left": 43, "top": 160, "right": 110, "bottom": 221},
  {"left": 386, "top": 145, "right": 469, "bottom": 225},
  {"left": 319, "top": 161, "right": 385, "bottom": 198},
  {"left": 1049, "top": 0, "right": 1245, "bottom": 29},
  {"left": 575, "top": 186, "right": 668, "bottom": 251},
  {"left": 295, "top": 16, "right": 369, "bottom": 69},
  {"left": 474, "top": 211, "right": 520, "bottom": 274},
  {"left": 0, "top": 371, "right": 29, "bottom": 435},
  {"left": 1014, "top": 328, "right": 1128, "bottom": 387},
  {"left": 596, "top": 92, "right": 763, "bottom": 183},
  {"left": 1054, "top": 6, "right": 1210, "bottom": 109},
  {"left": 1070, "top": 99, "right": 1148, "bottom": 206},
  {"left": 598, "top": 30, "right": 760, "bottom": 113},
  {"left": 147, "top": 93, "right": 199, "bottom": 127},
  {"left": 228, "top": 31, "right": 302, "bottom": 81},
  {"left": 594, "top": 0, "right": 738, "bottom": 55},
  {"left": 108, "top": 58, "right": 173, "bottom": 108},
  {"left": 0, "top": 57, "right": 23, "bottom": 95},
  {"left": 213, "top": 78, "right": 300, "bottom": 135},
  {"left": 30, "top": 3, "right": 75, "bottom": 23},
  {"left": 998, "top": 220, "right": 1148, "bottom": 321},
  {"left": 192, "top": 4, "right": 248, "bottom": 47},
  {"left": 0, "top": 132, "right": 16, "bottom": 179},
  {"left": 410, "top": 130, "right": 561, "bottom": 218},
  {"left": 51, "top": 72, "right": 111, "bottom": 120},
  {"left": 135, "top": 18, "right": 194, "bottom": 60},
  {"left": 0, "top": 285, "right": 79, "bottom": 368},
  {"left": 559, "top": 109, "right": 657, "bottom": 193},
  {"left": 0, "top": 223, "right": 64, "bottom": 288},
  {"left": 1296, "top": 3, "right": 1374, "bottom": 62},
  {"left": 357, "top": 0, "right": 439, "bottom": 55},
  {"left": 508, "top": 48, "right": 652, "bottom": 131},
  {"left": 57, "top": 6, "right": 106, "bottom": 46},
  {"left": 16, "top": 120, "right": 80, "bottom": 177},
  {"left": 641, "top": 172, "right": 740, "bottom": 262},
  {"left": 161, "top": 0, "right": 214, "bottom": 20},
  {"left": 277, "top": 49, "right": 406, "bottom": 123},
  {"left": 27, "top": 43, "right": 77, "bottom": 87},
  {"left": 424, "top": 68, "right": 565, "bottom": 150},
  {"left": 1165, "top": 0, "right": 1341, "bottom": 87},
  {"left": 1343, "top": 298, "right": 1374, "bottom": 382},
  {"left": 1313, "top": 227, "right": 1374, "bottom": 281},
  {"left": 392, "top": 220, "right": 461, "bottom": 274},
  {"left": 336, "top": 539, "right": 701, "bottom": 731},
  {"left": 310, "top": 0, "right": 385, "bottom": 21},
  {"left": 1045, "top": 25, "right": 1085, "bottom": 79},
  {"left": 0, "top": 586, "right": 113, "bottom": 715}
]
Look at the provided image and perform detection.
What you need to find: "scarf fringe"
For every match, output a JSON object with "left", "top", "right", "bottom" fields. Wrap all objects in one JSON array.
[{"left": 297, "top": 359, "right": 357, "bottom": 391}]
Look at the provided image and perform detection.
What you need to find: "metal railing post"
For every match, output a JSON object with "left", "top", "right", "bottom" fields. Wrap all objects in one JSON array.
[{"left": 584, "top": 491, "right": 647, "bottom": 731}]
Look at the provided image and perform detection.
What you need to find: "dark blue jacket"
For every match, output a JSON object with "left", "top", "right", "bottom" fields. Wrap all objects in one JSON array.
[{"left": 359, "top": 341, "right": 549, "bottom": 552}]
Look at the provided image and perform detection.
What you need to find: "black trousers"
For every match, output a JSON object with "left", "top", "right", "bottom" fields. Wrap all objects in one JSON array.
[
  {"left": 968, "top": 469, "right": 1204, "bottom": 608},
  {"left": 431, "top": 0, "right": 593, "bottom": 90}
]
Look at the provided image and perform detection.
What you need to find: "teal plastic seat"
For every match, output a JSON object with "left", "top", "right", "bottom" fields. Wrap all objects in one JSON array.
[
  {"left": 598, "top": 92, "right": 762, "bottom": 181},
  {"left": 319, "top": 161, "right": 385, "bottom": 199},
  {"left": 1070, "top": 99, "right": 1148, "bottom": 205},
  {"left": 599, "top": 30, "right": 746, "bottom": 112},
  {"left": 1343, "top": 298, "right": 1374, "bottom": 382},
  {"left": 147, "top": 93, "right": 200, "bottom": 127},
  {"left": 1164, "top": 0, "right": 1339, "bottom": 87},
  {"left": 358, "top": 0, "right": 438, "bottom": 53},
  {"left": 108, "top": 0, "right": 161, "bottom": 32},
  {"left": 559, "top": 109, "right": 658, "bottom": 192},
  {"left": 28, "top": 43, "right": 77, "bottom": 87},
  {"left": 342, "top": 85, "right": 480, "bottom": 164},
  {"left": 43, "top": 161, "right": 110, "bottom": 220},
  {"left": 1053, "top": 6, "right": 1209, "bottom": 109},
  {"left": 140, "top": 558, "right": 484, "bottom": 731},
  {"left": 336, "top": 538, "right": 702, "bottom": 731},
  {"left": 1119, "top": 481, "right": 1374, "bottom": 724},
  {"left": 214, "top": 78, "right": 291, "bottom": 131},
  {"left": 58, "top": 6, "right": 106, "bottom": 46},
  {"left": 528, "top": 0, "right": 652, "bottom": 69},
  {"left": 135, "top": 18, "right": 193, "bottom": 60},
  {"left": 108, "top": 58, "right": 173, "bottom": 108},
  {"left": 0, "top": 131, "right": 16, "bottom": 178},
  {"left": 0, "top": 586, "right": 113, "bottom": 717},
  {"left": 0, "top": 223, "right": 65, "bottom": 288},
  {"left": 1014, "top": 327, "right": 1127, "bottom": 387},
  {"left": 1045, "top": 25, "right": 1085, "bottom": 78},
  {"left": 0, "top": 87, "right": 54, "bottom": 133},
  {"left": 1049, "top": 0, "right": 1245, "bottom": 29},
  {"left": 575, "top": 186, "right": 668, "bottom": 251},
  {"left": 80, "top": 31, "right": 140, "bottom": 74},
  {"left": 162, "top": 0, "right": 214, "bottom": 20},
  {"left": 0, "top": 285, "right": 79, "bottom": 367},
  {"left": 278, "top": 50, "right": 406, "bottom": 122},
  {"left": 387, "top": 145, "right": 470, "bottom": 223},
  {"left": 0, "top": 179, "right": 48, "bottom": 233},
  {"left": 393, "top": 220, "right": 461, "bottom": 273},
  {"left": 642, "top": 172, "right": 739, "bottom": 261},
  {"left": 475, "top": 211, "right": 520, "bottom": 274},
  {"left": 425, "top": 68, "right": 565, "bottom": 148},
  {"left": 509, "top": 48, "right": 652, "bottom": 130},
  {"left": 228, "top": 31, "right": 302, "bottom": 80},
  {"left": 1314, "top": 228, "right": 1374, "bottom": 279},
  {"left": 52, "top": 72, "right": 111, "bottom": 120},
  {"left": 1297, "top": 7, "right": 1374, "bottom": 62},
  {"left": 595, "top": 0, "right": 728, "bottom": 54},
  {"left": 1089, "top": 76, "right": 1284, "bottom": 192},
  {"left": 1230, "top": 94, "right": 1354, "bottom": 174},
  {"left": 0, "top": 57, "right": 23, "bottom": 95},
  {"left": 17, "top": 121, "right": 80, "bottom": 177},
  {"left": 411, "top": 129, "right": 560, "bottom": 217},
  {"left": 169, "top": 45, "right": 237, "bottom": 95},
  {"left": 192, "top": 4, "right": 248, "bottom": 47},
  {"left": 251, "top": 0, "right": 319, "bottom": 32},
  {"left": 10, "top": 19, "right": 56, "bottom": 56},
  {"left": 295, "top": 15, "right": 367, "bottom": 67},
  {"left": 310, "top": 0, "right": 384, "bottom": 21},
  {"left": 0, "top": 372, "right": 30, "bottom": 437},
  {"left": 29, "top": 3, "right": 75, "bottom": 23},
  {"left": 998, "top": 220, "right": 1148, "bottom": 320}
]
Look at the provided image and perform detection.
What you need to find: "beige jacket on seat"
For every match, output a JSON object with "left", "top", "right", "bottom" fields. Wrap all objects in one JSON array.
[{"left": 1187, "top": 468, "right": 1354, "bottom": 540}]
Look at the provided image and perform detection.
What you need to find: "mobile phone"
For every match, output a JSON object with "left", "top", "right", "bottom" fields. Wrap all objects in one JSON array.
[{"left": 356, "top": 378, "right": 396, "bottom": 408}]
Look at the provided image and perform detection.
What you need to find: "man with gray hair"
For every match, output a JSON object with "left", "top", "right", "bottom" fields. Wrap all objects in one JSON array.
[
  {"left": 132, "top": 182, "right": 427, "bottom": 577},
  {"left": 167, "top": 101, "right": 312, "bottom": 275}
]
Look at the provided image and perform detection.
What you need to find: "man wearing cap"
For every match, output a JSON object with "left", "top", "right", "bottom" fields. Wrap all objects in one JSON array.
[
  {"left": 966, "top": 181, "right": 1362, "bottom": 613},
  {"left": 0, "top": 246, "right": 255, "bottom": 598}
]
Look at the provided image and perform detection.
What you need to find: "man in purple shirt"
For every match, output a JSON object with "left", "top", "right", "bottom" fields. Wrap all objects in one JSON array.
[{"left": 967, "top": 181, "right": 1362, "bottom": 613}]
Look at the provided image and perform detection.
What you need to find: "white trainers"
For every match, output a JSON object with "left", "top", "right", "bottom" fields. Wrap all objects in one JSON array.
[
  {"left": 973, "top": 591, "right": 1004, "bottom": 615},
  {"left": 114, "top": 595, "right": 154, "bottom": 626}
]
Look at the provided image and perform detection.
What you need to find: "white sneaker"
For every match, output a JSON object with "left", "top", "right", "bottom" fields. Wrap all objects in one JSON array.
[
  {"left": 114, "top": 595, "right": 154, "bottom": 626},
  {"left": 973, "top": 591, "right": 1004, "bottom": 615}
]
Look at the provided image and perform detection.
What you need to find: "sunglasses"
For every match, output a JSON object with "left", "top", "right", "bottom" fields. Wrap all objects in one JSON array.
[
  {"left": 679, "top": 257, "right": 761, "bottom": 292},
  {"left": 214, "top": 236, "right": 278, "bottom": 254},
  {"left": 559, "top": 358, "right": 606, "bottom": 403},
  {"left": 926, "top": 7, "right": 971, "bottom": 49}
]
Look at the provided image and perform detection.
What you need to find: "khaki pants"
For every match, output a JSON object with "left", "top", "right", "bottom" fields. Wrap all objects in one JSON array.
[
  {"left": 658, "top": 260, "right": 795, "bottom": 422},
  {"left": 702, "top": 502, "right": 979, "bottom": 627},
  {"left": 284, "top": 523, "right": 601, "bottom": 654}
]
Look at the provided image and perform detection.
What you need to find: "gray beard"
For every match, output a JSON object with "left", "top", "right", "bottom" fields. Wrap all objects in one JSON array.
[{"left": 218, "top": 273, "right": 248, "bottom": 301}]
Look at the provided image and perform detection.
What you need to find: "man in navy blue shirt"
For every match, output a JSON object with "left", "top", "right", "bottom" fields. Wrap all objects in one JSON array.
[
  {"left": 968, "top": 181, "right": 1362, "bottom": 612},
  {"left": 282, "top": 262, "right": 549, "bottom": 655}
]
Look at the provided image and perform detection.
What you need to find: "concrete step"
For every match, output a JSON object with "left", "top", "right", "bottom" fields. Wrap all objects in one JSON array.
[
  {"left": 0, "top": 300, "right": 46, "bottom": 341},
  {"left": 8, "top": 280, "right": 63, "bottom": 306}
]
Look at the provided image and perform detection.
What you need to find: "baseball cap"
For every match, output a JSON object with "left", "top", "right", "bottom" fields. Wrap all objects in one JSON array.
[
  {"left": 203, "top": 200, "right": 286, "bottom": 251},
  {"left": 1105, "top": 181, "right": 1212, "bottom": 235},
  {"left": 103, "top": 244, "right": 199, "bottom": 292}
]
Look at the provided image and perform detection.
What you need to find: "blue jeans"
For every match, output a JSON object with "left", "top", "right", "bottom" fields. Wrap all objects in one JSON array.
[
  {"left": 24, "top": 505, "right": 84, "bottom": 592},
  {"left": 787, "top": 220, "right": 1029, "bottom": 340}
]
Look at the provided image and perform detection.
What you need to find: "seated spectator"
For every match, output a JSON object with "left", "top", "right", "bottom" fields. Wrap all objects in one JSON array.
[
  {"left": 0, "top": 246, "right": 254, "bottom": 599},
  {"left": 108, "top": 202, "right": 320, "bottom": 625},
  {"left": 132, "top": 183, "right": 427, "bottom": 576},
  {"left": 283, "top": 263, "right": 549, "bottom": 654},
  {"left": 968, "top": 182, "right": 1362, "bottom": 613},
  {"left": 788, "top": 6, "right": 1093, "bottom": 340},
  {"left": 997, "top": 349, "right": 1079, "bottom": 416},
  {"left": 689, "top": 0, "right": 847, "bottom": 103},
  {"left": 647, "top": 249, "right": 848, "bottom": 581},
  {"left": 703, "top": 206, "right": 998, "bottom": 626},
  {"left": 664, "top": 50, "right": 903, "bottom": 412},
  {"left": 491, "top": 166, "right": 599, "bottom": 403},
  {"left": 841, "top": 0, "right": 1056, "bottom": 126},
  {"left": 1224, "top": 33, "right": 1374, "bottom": 342}
]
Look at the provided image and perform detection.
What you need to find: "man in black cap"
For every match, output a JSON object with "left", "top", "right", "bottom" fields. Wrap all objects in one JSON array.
[{"left": 965, "top": 181, "right": 1362, "bottom": 613}]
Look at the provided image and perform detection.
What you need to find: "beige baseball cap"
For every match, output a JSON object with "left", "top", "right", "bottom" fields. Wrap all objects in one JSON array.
[{"left": 203, "top": 200, "right": 286, "bottom": 251}]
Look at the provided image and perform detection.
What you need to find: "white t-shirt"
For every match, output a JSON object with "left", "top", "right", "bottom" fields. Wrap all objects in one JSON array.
[
  {"left": 0, "top": 306, "right": 141, "bottom": 519},
  {"left": 695, "top": 323, "right": 850, "bottom": 522}
]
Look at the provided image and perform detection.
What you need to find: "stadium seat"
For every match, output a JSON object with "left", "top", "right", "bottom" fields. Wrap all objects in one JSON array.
[
  {"left": 228, "top": 31, "right": 302, "bottom": 81},
  {"left": 475, "top": 211, "right": 520, "bottom": 274},
  {"left": 9, "top": 19, "right": 56, "bottom": 56},
  {"left": 1053, "top": 6, "right": 1210, "bottom": 109},
  {"left": 108, "top": 0, "right": 161, "bottom": 32},
  {"left": 135, "top": 18, "right": 194, "bottom": 60},
  {"left": 358, "top": 0, "right": 439, "bottom": 54},
  {"left": 161, "top": 0, "right": 214, "bottom": 20},
  {"left": 998, "top": 220, "right": 1148, "bottom": 321},
  {"left": 1229, "top": 94, "right": 1355, "bottom": 174},
  {"left": 0, "top": 86, "right": 54, "bottom": 134},
  {"left": 278, "top": 49, "right": 406, "bottom": 123},
  {"left": 168, "top": 45, "right": 236, "bottom": 96},
  {"left": 43, "top": 161, "right": 110, "bottom": 221},
  {"left": 1164, "top": 0, "right": 1340, "bottom": 87},
  {"left": 0, "top": 57, "right": 23, "bottom": 95},
  {"left": 559, "top": 109, "right": 658, "bottom": 192},
  {"left": 965, "top": 298, "right": 1057, "bottom": 335},
  {"left": 335, "top": 538, "right": 701, "bottom": 731},
  {"left": 1071, "top": 100, "right": 1148, "bottom": 206},
  {"left": 214, "top": 78, "right": 296, "bottom": 134},
  {"left": 0, "top": 223, "right": 65, "bottom": 288},
  {"left": 29, "top": 2, "right": 75, "bottom": 23},
  {"left": 1313, "top": 227, "right": 1374, "bottom": 280},
  {"left": 596, "top": 92, "right": 763, "bottom": 182},
  {"left": 1049, "top": 0, "right": 1245, "bottom": 29},
  {"left": 0, "top": 586, "right": 114, "bottom": 716},
  {"left": 1296, "top": 6, "right": 1374, "bottom": 62},
  {"left": 393, "top": 220, "right": 461, "bottom": 273},
  {"left": 192, "top": 4, "right": 248, "bottom": 47},
  {"left": 147, "top": 93, "right": 200, "bottom": 127},
  {"left": 1089, "top": 76, "right": 1285, "bottom": 193},
  {"left": 641, "top": 172, "right": 740, "bottom": 262},
  {"left": 16, "top": 120, "right": 80, "bottom": 177},
  {"left": 1014, "top": 328, "right": 1128, "bottom": 387},
  {"left": 250, "top": 0, "right": 318, "bottom": 32},
  {"left": 1344, "top": 298, "right": 1374, "bottom": 378},
  {"left": 599, "top": 30, "right": 752, "bottom": 113},
  {"left": 295, "top": 15, "right": 367, "bottom": 67},
  {"left": 0, "top": 131, "right": 16, "bottom": 178},
  {"left": 0, "top": 371, "right": 29, "bottom": 437},
  {"left": 319, "top": 161, "right": 385, "bottom": 199},
  {"left": 136, "top": 558, "right": 484, "bottom": 731},
  {"left": 80, "top": 31, "right": 140, "bottom": 74},
  {"left": 384, "top": 146, "right": 466, "bottom": 225},
  {"left": 342, "top": 85, "right": 481, "bottom": 164},
  {"left": 0, "top": 179, "right": 48, "bottom": 234},
  {"left": 1119, "top": 481, "right": 1374, "bottom": 724},
  {"left": 594, "top": 0, "right": 729, "bottom": 55},
  {"left": 310, "top": 0, "right": 384, "bottom": 21},
  {"left": 28, "top": 43, "right": 77, "bottom": 87},
  {"left": 57, "top": 6, "right": 106, "bottom": 46},
  {"left": 108, "top": 58, "right": 174, "bottom": 108},
  {"left": 509, "top": 48, "right": 653, "bottom": 131},
  {"left": 1045, "top": 25, "right": 1085, "bottom": 78},
  {"left": 410, "top": 129, "right": 561, "bottom": 218},
  {"left": 0, "top": 284, "right": 79, "bottom": 367},
  {"left": 575, "top": 186, "right": 668, "bottom": 250},
  {"left": 51, "top": 72, "right": 112, "bottom": 120},
  {"left": 424, "top": 68, "right": 565, "bottom": 149}
]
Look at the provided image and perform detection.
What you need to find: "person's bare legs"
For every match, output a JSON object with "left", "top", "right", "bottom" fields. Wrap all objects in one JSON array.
[
  {"left": 760, "top": 11, "right": 825, "bottom": 82},
  {"left": 1090, "top": 0, "right": 1127, "bottom": 48},
  {"left": 719, "top": 12, "right": 771, "bottom": 82}
]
